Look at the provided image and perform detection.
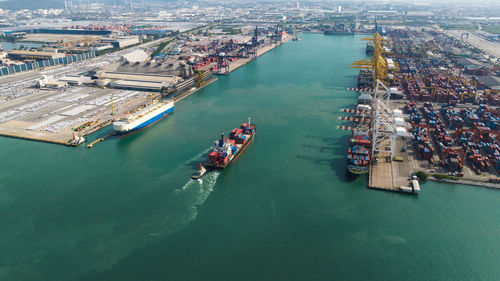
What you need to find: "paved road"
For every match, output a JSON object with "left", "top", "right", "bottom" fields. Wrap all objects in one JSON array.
[{"left": 447, "top": 30, "right": 500, "bottom": 59}]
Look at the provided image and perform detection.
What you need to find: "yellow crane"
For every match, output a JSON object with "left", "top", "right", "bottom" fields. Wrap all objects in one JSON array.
[
  {"left": 421, "top": 86, "right": 436, "bottom": 99},
  {"left": 460, "top": 92, "right": 477, "bottom": 102},
  {"left": 350, "top": 32, "right": 390, "bottom": 89},
  {"left": 110, "top": 96, "right": 115, "bottom": 115},
  {"left": 485, "top": 89, "right": 500, "bottom": 98}
]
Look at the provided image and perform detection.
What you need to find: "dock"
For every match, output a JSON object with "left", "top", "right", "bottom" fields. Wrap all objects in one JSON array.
[
  {"left": 369, "top": 157, "right": 419, "bottom": 194},
  {"left": 368, "top": 137, "right": 418, "bottom": 193},
  {"left": 86, "top": 131, "right": 114, "bottom": 148},
  {"left": 224, "top": 37, "right": 291, "bottom": 74},
  {"left": 369, "top": 154, "right": 395, "bottom": 191},
  {"left": 87, "top": 138, "right": 104, "bottom": 148},
  {"left": 172, "top": 77, "right": 218, "bottom": 103},
  {"left": 0, "top": 32, "right": 293, "bottom": 148},
  {"left": 350, "top": 26, "right": 500, "bottom": 193}
]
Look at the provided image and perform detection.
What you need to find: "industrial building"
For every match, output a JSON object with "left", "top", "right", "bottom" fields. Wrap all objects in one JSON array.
[
  {"left": 59, "top": 75, "right": 92, "bottom": 85},
  {"left": 97, "top": 72, "right": 180, "bottom": 83},
  {"left": 0, "top": 58, "right": 25, "bottom": 67},
  {"left": 93, "top": 45, "right": 114, "bottom": 52},
  {"left": 101, "top": 36, "right": 140, "bottom": 48},
  {"left": 92, "top": 71, "right": 182, "bottom": 91},
  {"left": 7, "top": 50, "right": 66, "bottom": 61},
  {"left": 44, "top": 81, "right": 68, "bottom": 88},
  {"left": 3, "top": 31, "right": 27, "bottom": 38},
  {"left": 25, "top": 28, "right": 112, "bottom": 36},
  {"left": 116, "top": 62, "right": 193, "bottom": 78},
  {"left": 109, "top": 80, "right": 169, "bottom": 91},
  {"left": 121, "top": 49, "right": 149, "bottom": 63}
]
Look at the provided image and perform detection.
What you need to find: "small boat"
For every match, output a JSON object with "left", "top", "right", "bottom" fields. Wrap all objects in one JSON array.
[
  {"left": 191, "top": 162, "right": 207, "bottom": 180},
  {"left": 70, "top": 132, "right": 85, "bottom": 145}
]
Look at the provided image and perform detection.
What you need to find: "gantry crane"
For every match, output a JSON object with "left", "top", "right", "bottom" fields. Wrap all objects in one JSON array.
[
  {"left": 217, "top": 52, "right": 230, "bottom": 75},
  {"left": 350, "top": 32, "right": 391, "bottom": 89},
  {"left": 371, "top": 79, "right": 396, "bottom": 159}
]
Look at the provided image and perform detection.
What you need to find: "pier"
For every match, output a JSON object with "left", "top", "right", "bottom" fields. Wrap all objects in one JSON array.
[
  {"left": 346, "top": 33, "right": 421, "bottom": 194},
  {"left": 369, "top": 154, "right": 394, "bottom": 190}
]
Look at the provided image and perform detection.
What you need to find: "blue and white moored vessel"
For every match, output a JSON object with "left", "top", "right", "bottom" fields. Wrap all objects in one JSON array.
[{"left": 113, "top": 100, "right": 174, "bottom": 136}]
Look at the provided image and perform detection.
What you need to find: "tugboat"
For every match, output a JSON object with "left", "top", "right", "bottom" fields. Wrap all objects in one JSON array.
[
  {"left": 191, "top": 163, "right": 207, "bottom": 180},
  {"left": 70, "top": 132, "right": 85, "bottom": 145},
  {"left": 204, "top": 118, "right": 256, "bottom": 170}
]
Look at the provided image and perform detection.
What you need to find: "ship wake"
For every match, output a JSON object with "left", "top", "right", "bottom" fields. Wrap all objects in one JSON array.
[
  {"left": 184, "top": 146, "right": 212, "bottom": 167},
  {"left": 177, "top": 171, "right": 220, "bottom": 193}
]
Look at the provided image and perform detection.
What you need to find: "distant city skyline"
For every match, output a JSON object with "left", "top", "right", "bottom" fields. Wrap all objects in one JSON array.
[{"left": 1, "top": 0, "right": 500, "bottom": 12}]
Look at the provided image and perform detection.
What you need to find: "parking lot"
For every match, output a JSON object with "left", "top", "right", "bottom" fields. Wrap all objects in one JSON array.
[{"left": 0, "top": 86, "right": 159, "bottom": 144}]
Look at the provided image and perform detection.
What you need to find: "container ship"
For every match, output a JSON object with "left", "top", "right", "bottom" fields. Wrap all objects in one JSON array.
[
  {"left": 324, "top": 30, "right": 355, "bottom": 36},
  {"left": 324, "top": 23, "right": 355, "bottom": 35},
  {"left": 347, "top": 133, "right": 371, "bottom": 175},
  {"left": 113, "top": 100, "right": 174, "bottom": 136},
  {"left": 204, "top": 119, "right": 256, "bottom": 170}
]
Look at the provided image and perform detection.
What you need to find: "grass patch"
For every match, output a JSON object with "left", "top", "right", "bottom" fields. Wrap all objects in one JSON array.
[
  {"left": 221, "top": 27, "right": 241, "bottom": 35},
  {"left": 415, "top": 171, "right": 428, "bottom": 182},
  {"left": 482, "top": 25, "right": 500, "bottom": 35},
  {"left": 440, "top": 24, "right": 478, "bottom": 31},
  {"left": 433, "top": 173, "right": 458, "bottom": 180},
  {"left": 151, "top": 39, "right": 175, "bottom": 58}
]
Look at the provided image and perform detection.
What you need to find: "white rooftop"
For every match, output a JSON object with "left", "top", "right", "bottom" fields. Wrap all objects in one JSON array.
[{"left": 121, "top": 49, "right": 149, "bottom": 63}]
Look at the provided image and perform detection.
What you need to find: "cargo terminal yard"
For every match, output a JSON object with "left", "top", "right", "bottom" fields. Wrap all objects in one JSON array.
[
  {"left": 341, "top": 26, "right": 500, "bottom": 192},
  {"left": 1, "top": 13, "right": 498, "bottom": 189},
  {"left": 0, "top": 24, "right": 291, "bottom": 145},
  {"left": 0, "top": 87, "right": 159, "bottom": 144},
  {"left": 3, "top": 2, "right": 500, "bottom": 280}
]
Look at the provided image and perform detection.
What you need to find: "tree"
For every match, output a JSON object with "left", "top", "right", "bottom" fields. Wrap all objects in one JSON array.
[
  {"left": 194, "top": 71, "right": 205, "bottom": 87},
  {"left": 415, "top": 171, "right": 428, "bottom": 182}
]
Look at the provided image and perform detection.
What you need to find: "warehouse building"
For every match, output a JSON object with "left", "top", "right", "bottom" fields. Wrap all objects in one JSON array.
[
  {"left": 101, "top": 36, "right": 140, "bottom": 48},
  {"left": 59, "top": 75, "right": 92, "bottom": 85},
  {"left": 121, "top": 49, "right": 149, "bottom": 63},
  {"left": 93, "top": 44, "right": 114, "bottom": 52},
  {"left": 7, "top": 50, "right": 66, "bottom": 61},
  {"left": 109, "top": 80, "right": 168, "bottom": 91},
  {"left": 26, "top": 29, "right": 112, "bottom": 36},
  {"left": 97, "top": 72, "right": 181, "bottom": 84},
  {"left": 92, "top": 71, "right": 182, "bottom": 92}
]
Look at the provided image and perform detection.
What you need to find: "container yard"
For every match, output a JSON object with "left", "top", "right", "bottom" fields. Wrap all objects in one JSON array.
[
  {"left": 387, "top": 28, "right": 500, "bottom": 186},
  {"left": 344, "top": 27, "right": 500, "bottom": 192}
]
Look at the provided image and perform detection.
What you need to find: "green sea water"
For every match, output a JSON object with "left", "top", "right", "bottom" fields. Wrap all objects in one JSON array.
[
  {"left": 0, "top": 41, "right": 43, "bottom": 50},
  {"left": 0, "top": 34, "right": 499, "bottom": 281}
]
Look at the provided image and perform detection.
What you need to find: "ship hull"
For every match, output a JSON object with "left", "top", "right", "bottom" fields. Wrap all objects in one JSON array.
[
  {"left": 205, "top": 132, "right": 255, "bottom": 170},
  {"left": 347, "top": 166, "right": 369, "bottom": 175},
  {"left": 346, "top": 134, "right": 371, "bottom": 176},
  {"left": 115, "top": 106, "right": 174, "bottom": 136},
  {"left": 324, "top": 31, "right": 354, "bottom": 36}
]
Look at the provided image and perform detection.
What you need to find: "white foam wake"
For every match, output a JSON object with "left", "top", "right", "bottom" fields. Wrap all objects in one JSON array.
[{"left": 177, "top": 171, "right": 220, "bottom": 193}]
